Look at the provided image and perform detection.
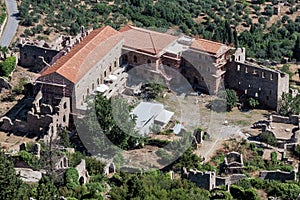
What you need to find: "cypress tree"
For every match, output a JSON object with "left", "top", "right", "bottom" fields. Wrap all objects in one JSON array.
[{"left": 293, "top": 35, "right": 300, "bottom": 61}]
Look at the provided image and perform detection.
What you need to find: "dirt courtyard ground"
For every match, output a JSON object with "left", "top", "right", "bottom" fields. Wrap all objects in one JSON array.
[
  {"left": 121, "top": 92, "right": 272, "bottom": 168},
  {"left": 0, "top": 131, "right": 37, "bottom": 153}
]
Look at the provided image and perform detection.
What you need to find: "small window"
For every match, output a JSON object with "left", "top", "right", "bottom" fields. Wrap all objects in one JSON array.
[
  {"left": 255, "top": 93, "right": 258, "bottom": 97},
  {"left": 270, "top": 74, "right": 273, "bottom": 80},
  {"left": 245, "top": 67, "right": 248, "bottom": 73},
  {"left": 114, "top": 61, "right": 117, "bottom": 68},
  {"left": 134, "top": 55, "right": 137, "bottom": 63},
  {"left": 147, "top": 59, "right": 151, "bottom": 64},
  {"left": 109, "top": 66, "right": 112, "bottom": 72},
  {"left": 270, "top": 90, "right": 272, "bottom": 95},
  {"left": 104, "top": 71, "right": 107, "bottom": 77},
  {"left": 92, "top": 83, "right": 95, "bottom": 90},
  {"left": 97, "top": 78, "right": 100, "bottom": 85},
  {"left": 63, "top": 102, "right": 67, "bottom": 109},
  {"left": 262, "top": 72, "right": 265, "bottom": 78},
  {"left": 87, "top": 88, "right": 89, "bottom": 95},
  {"left": 237, "top": 65, "right": 240, "bottom": 71},
  {"left": 266, "top": 96, "right": 269, "bottom": 101}
]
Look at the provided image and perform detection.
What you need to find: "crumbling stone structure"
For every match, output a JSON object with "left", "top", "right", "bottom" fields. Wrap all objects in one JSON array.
[
  {"left": 225, "top": 48, "right": 289, "bottom": 110},
  {"left": 182, "top": 168, "right": 216, "bottom": 190},
  {"left": 76, "top": 159, "right": 90, "bottom": 185},
  {"left": 182, "top": 167, "right": 247, "bottom": 191},
  {"left": 259, "top": 170, "right": 296, "bottom": 182},
  {"left": 55, "top": 156, "right": 69, "bottom": 170},
  {"left": 0, "top": 91, "right": 70, "bottom": 143},
  {"left": 223, "top": 152, "right": 244, "bottom": 174},
  {"left": 19, "top": 27, "right": 92, "bottom": 72}
]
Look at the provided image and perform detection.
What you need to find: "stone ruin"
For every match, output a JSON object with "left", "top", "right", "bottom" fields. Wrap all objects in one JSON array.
[
  {"left": 55, "top": 156, "right": 69, "bottom": 170},
  {"left": 0, "top": 91, "right": 70, "bottom": 143},
  {"left": 76, "top": 159, "right": 90, "bottom": 185},
  {"left": 19, "top": 142, "right": 41, "bottom": 159},
  {"left": 182, "top": 167, "right": 246, "bottom": 191},
  {"left": 223, "top": 152, "right": 244, "bottom": 174},
  {"left": 19, "top": 27, "right": 93, "bottom": 72},
  {"left": 259, "top": 170, "right": 297, "bottom": 182},
  {"left": 103, "top": 162, "right": 116, "bottom": 176}
]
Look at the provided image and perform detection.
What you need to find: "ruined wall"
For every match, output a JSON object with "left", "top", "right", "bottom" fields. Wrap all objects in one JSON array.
[
  {"left": 19, "top": 44, "right": 59, "bottom": 71},
  {"left": 271, "top": 115, "right": 300, "bottom": 125},
  {"left": 259, "top": 170, "right": 296, "bottom": 182},
  {"left": 0, "top": 96, "right": 70, "bottom": 142},
  {"left": 36, "top": 73, "right": 74, "bottom": 106},
  {"left": 76, "top": 159, "right": 90, "bottom": 184},
  {"left": 185, "top": 169, "right": 216, "bottom": 190},
  {"left": 225, "top": 60, "right": 289, "bottom": 110}
]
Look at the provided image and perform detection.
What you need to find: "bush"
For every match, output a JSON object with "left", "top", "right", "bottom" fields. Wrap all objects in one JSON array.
[
  {"left": 65, "top": 168, "right": 79, "bottom": 190},
  {"left": 0, "top": 56, "right": 16, "bottom": 77},
  {"left": 258, "top": 131, "right": 277, "bottom": 147},
  {"left": 12, "top": 78, "right": 28, "bottom": 95}
]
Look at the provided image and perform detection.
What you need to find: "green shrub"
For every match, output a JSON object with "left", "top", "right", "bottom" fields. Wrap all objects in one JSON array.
[
  {"left": 65, "top": 168, "right": 79, "bottom": 190},
  {"left": 0, "top": 56, "right": 16, "bottom": 77}
]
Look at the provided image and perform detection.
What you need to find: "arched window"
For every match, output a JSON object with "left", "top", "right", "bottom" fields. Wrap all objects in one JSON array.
[
  {"left": 109, "top": 66, "right": 112, "bottom": 72},
  {"left": 104, "top": 71, "right": 107, "bottom": 77}
]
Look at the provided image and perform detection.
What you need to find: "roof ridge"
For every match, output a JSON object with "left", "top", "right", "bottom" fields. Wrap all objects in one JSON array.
[
  {"left": 148, "top": 32, "right": 157, "bottom": 55},
  {"left": 56, "top": 26, "right": 108, "bottom": 75},
  {"left": 197, "top": 38, "right": 225, "bottom": 46},
  {"left": 127, "top": 25, "right": 172, "bottom": 36}
]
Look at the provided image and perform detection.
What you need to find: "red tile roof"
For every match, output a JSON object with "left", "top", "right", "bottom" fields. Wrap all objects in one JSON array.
[
  {"left": 119, "top": 25, "right": 177, "bottom": 55},
  {"left": 39, "top": 26, "right": 123, "bottom": 83},
  {"left": 191, "top": 39, "right": 230, "bottom": 55}
]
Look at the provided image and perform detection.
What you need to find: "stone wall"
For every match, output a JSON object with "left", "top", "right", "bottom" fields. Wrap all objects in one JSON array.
[
  {"left": 76, "top": 159, "right": 90, "bottom": 184},
  {"left": 225, "top": 49, "right": 289, "bottom": 110},
  {"left": 74, "top": 39, "right": 123, "bottom": 110},
  {"left": 271, "top": 115, "right": 300, "bottom": 125},
  {"left": 19, "top": 44, "right": 59, "bottom": 71},
  {"left": 259, "top": 170, "right": 296, "bottom": 182},
  {"left": 185, "top": 169, "right": 216, "bottom": 190},
  {"left": 0, "top": 95, "right": 70, "bottom": 142},
  {"left": 0, "top": 77, "right": 12, "bottom": 91}
]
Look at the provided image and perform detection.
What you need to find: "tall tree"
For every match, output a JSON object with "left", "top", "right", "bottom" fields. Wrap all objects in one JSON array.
[
  {"left": 293, "top": 35, "right": 300, "bottom": 61},
  {"left": 0, "top": 150, "right": 29, "bottom": 199},
  {"left": 37, "top": 175, "right": 59, "bottom": 200}
]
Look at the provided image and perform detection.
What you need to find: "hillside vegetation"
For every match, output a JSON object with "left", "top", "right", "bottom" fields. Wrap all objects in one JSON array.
[{"left": 18, "top": 0, "right": 300, "bottom": 61}]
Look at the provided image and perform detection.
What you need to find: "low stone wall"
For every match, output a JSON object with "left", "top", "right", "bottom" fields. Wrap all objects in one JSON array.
[
  {"left": 271, "top": 115, "right": 299, "bottom": 125},
  {"left": 0, "top": 77, "right": 12, "bottom": 91},
  {"left": 259, "top": 170, "right": 296, "bottom": 182}
]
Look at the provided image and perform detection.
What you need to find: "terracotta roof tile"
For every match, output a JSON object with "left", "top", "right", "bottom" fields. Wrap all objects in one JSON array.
[
  {"left": 191, "top": 39, "right": 230, "bottom": 55},
  {"left": 39, "top": 26, "right": 122, "bottom": 83},
  {"left": 120, "top": 25, "right": 177, "bottom": 55}
]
